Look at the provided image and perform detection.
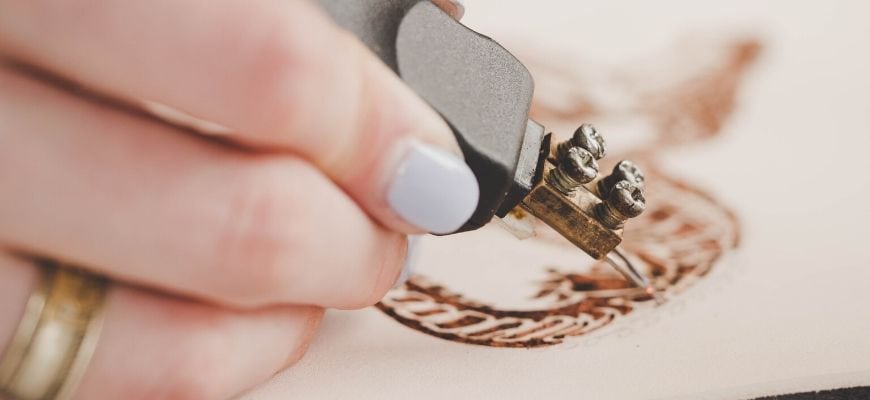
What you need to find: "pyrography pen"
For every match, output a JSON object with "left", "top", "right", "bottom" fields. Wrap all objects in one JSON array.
[{"left": 318, "top": 0, "right": 660, "bottom": 301}]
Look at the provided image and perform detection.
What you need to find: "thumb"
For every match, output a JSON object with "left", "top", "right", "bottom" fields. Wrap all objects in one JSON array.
[{"left": 286, "top": 3, "right": 480, "bottom": 234}]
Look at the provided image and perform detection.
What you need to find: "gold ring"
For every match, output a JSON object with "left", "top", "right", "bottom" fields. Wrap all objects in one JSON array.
[{"left": 0, "top": 261, "right": 108, "bottom": 400}]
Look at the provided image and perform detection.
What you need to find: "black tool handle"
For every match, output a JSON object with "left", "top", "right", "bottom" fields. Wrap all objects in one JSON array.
[{"left": 317, "top": 0, "right": 539, "bottom": 232}]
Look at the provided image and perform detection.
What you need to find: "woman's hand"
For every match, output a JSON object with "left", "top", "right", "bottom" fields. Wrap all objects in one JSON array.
[{"left": 0, "top": 0, "right": 475, "bottom": 398}]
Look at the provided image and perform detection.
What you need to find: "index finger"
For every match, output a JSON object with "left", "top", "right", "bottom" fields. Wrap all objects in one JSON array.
[{"left": 0, "top": 0, "right": 480, "bottom": 234}]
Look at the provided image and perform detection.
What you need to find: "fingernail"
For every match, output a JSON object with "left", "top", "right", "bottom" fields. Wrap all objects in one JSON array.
[
  {"left": 394, "top": 235, "right": 421, "bottom": 288},
  {"left": 387, "top": 140, "right": 479, "bottom": 234}
]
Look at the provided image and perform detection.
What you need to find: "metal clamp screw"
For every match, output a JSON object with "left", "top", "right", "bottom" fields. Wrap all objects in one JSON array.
[
  {"left": 547, "top": 146, "right": 599, "bottom": 195},
  {"left": 598, "top": 160, "right": 646, "bottom": 197},
  {"left": 595, "top": 180, "right": 646, "bottom": 229},
  {"left": 556, "top": 124, "right": 607, "bottom": 161}
]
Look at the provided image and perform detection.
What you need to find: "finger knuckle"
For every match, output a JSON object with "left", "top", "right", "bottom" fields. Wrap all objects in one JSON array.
[
  {"left": 211, "top": 159, "right": 311, "bottom": 306},
  {"left": 245, "top": 30, "right": 307, "bottom": 132},
  {"left": 239, "top": 6, "right": 338, "bottom": 138}
]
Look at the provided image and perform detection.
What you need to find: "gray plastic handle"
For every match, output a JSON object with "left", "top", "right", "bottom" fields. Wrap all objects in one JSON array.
[{"left": 317, "top": 0, "right": 536, "bottom": 232}]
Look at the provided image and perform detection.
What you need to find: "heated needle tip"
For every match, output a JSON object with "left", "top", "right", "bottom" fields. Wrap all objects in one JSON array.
[{"left": 606, "top": 248, "right": 666, "bottom": 305}]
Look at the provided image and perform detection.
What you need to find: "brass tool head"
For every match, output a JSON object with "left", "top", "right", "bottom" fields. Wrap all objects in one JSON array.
[{"left": 519, "top": 124, "right": 659, "bottom": 300}]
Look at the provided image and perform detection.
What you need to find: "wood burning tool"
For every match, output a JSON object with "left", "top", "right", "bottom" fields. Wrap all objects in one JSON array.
[{"left": 317, "top": 0, "right": 660, "bottom": 301}]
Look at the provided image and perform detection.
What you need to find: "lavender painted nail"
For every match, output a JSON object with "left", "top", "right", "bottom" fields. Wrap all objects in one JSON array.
[{"left": 387, "top": 141, "right": 479, "bottom": 234}]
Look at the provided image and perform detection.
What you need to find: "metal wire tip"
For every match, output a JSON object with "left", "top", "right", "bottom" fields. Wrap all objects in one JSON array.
[{"left": 605, "top": 247, "right": 665, "bottom": 305}]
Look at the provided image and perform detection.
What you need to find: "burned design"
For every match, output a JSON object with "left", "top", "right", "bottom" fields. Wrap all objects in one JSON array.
[{"left": 376, "top": 38, "right": 759, "bottom": 348}]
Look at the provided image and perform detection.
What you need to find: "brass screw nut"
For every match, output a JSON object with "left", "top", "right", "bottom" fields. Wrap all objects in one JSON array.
[
  {"left": 557, "top": 124, "right": 607, "bottom": 161},
  {"left": 547, "top": 146, "right": 599, "bottom": 195},
  {"left": 598, "top": 160, "right": 646, "bottom": 197},
  {"left": 595, "top": 180, "right": 646, "bottom": 229}
]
